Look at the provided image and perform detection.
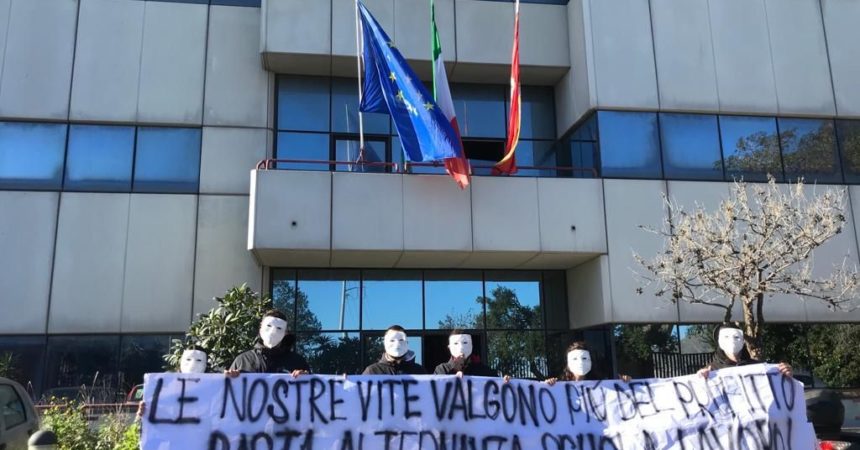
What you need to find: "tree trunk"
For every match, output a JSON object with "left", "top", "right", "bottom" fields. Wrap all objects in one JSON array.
[{"left": 742, "top": 296, "right": 764, "bottom": 360}]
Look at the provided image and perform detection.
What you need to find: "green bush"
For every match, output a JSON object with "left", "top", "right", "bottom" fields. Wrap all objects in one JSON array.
[
  {"left": 116, "top": 421, "right": 141, "bottom": 450},
  {"left": 95, "top": 413, "right": 131, "bottom": 450},
  {"left": 165, "top": 284, "right": 273, "bottom": 371},
  {"left": 41, "top": 402, "right": 97, "bottom": 450}
]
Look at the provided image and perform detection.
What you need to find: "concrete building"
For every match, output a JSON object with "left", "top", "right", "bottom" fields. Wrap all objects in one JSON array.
[{"left": 1, "top": 0, "right": 859, "bottom": 396}]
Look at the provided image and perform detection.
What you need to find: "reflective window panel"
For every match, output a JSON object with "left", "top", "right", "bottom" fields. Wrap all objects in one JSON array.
[
  {"left": 334, "top": 138, "right": 387, "bottom": 173},
  {"left": 134, "top": 127, "right": 201, "bottom": 193},
  {"left": 65, "top": 125, "right": 135, "bottom": 192},
  {"left": 660, "top": 113, "right": 723, "bottom": 180},
  {"left": 0, "top": 122, "right": 67, "bottom": 190},
  {"left": 452, "top": 84, "right": 506, "bottom": 138},
  {"left": 779, "top": 118, "right": 840, "bottom": 183},
  {"left": 598, "top": 111, "right": 662, "bottom": 179},
  {"left": 837, "top": 120, "right": 860, "bottom": 184},
  {"left": 331, "top": 78, "right": 390, "bottom": 135},
  {"left": 520, "top": 86, "right": 556, "bottom": 140},
  {"left": 44, "top": 335, "right": 121, "bottom": 402},
  {"left": 277, "top": 75, "right": 330, "bottom": 132},
  {"left": 484, "top": 271, "right": 542, "bottom": 329},
  {"left": 424, "top": 271, "right": 484, "bottom": 330},
  {"left": 720, "top": 115, "right": 782, "bottom": 182},
  {"left": 275, "top": 132, "right": 330, "bottom": 170},
  {"left": 300, "top": 332, "right": 362, "bottom": 375},
  {"left": 296, "top": 270, "right": 361, "bottom": 332},
  {"left": 361, "top": 270, "right": 422, "bottom": 330}
]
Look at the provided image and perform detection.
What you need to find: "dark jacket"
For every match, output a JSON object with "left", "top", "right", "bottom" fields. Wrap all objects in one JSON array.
[
  {"left": 433, "top": 356, "right": 498, "bottom": 377},
  {"left": 362, "top": 351, "right": 426, "bottom": 375},
  {"left": 709, "top": 349, "right": 760, "bottom": 370},
  {"left": 229, "top": 339, "right": 310, "bottom": 374}
]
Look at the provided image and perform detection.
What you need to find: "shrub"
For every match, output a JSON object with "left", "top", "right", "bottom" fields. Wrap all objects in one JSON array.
[{"left": 41, "top": 402, "right": 97, "bottom": 450}]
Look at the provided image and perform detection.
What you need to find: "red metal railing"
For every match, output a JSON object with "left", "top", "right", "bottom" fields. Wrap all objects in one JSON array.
[{"left": 255, "top": 159, "right": 598, "bottom": 177}]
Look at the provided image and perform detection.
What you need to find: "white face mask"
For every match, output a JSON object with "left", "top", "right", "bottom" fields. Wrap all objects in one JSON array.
[
  {"left": 718, "top": 328, "right": 744, "bottom": 357},
  {"left": 448, "top": 334, "right": 473, "bottom": 359},
  {"left": 384, "top": 330, "right": 409, "bottom": 358},
  {"left": 260, "top": 316, "right": 288, "bottom": 349},
  {"left": 179, "top": 349, "right": 207, "bottom": 374},
  {"left": 567, "top": 349, "right": 592, "bottom": 377}
]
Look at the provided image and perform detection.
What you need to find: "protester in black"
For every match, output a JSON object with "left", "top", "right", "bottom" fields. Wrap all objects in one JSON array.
[
  {"left": 362, "top": 325, "right": 426, "bottom": 375},
  {"left": 225, "top": 309, "right": 310, "bottom": 377},
  {"left": 697, "top": 322, "right": 792, "bottom": 378},
  {"left": 433, "top": 329, "right": 499, "bottom": 377}
]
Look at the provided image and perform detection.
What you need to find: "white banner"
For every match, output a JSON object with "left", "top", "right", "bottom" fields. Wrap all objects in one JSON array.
[{"left": 141, "top": 364, "right": 815, "bottom": 450}]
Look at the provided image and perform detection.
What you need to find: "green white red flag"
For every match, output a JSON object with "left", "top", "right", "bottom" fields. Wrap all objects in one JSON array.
[{"left": 431, "top": 0, "right": 471, "bottom": 188}]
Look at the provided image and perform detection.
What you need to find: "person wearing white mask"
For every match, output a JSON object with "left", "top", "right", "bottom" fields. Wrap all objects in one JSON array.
[
  {"left": 137, "top": 346, "right": 209, "bottom": 419},
  {"left": 545, "top": 342, "right": 594, "bottom": 385},
  {"left": 362, "top": 325, "right": 426, "bottom": 375},
  {"left": 226, "top": 309, "right": 310, "bottom": 378},
  {"left": 433, "top": 329, "right": 498, "bottom": 377},
  {"left": 696, "top": 322, "right": 792, "bottom": 378}
]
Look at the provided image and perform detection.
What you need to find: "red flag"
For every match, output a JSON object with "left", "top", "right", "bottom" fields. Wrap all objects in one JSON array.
[{"left": 493, "top": 0, "right": 520, "bottom": 176}]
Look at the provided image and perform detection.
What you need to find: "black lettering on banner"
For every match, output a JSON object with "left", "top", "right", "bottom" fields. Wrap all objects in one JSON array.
[
  {"left": 291, "top": 380, "right": 310, "bottom": 422},
  {"left": 517, "top": 384, "right": 539, "bottom": 427},
  {"left": 248, "top": 378, "right": 269, "bottom": 423},
  {"left": 466, "top": 380, "right": 486, "bottom": 420},
  {"left": 672, "top": 380, "right": 694, "bottom": 419},
  {"left": 309, "top": 378, "right": 329, "bottom": 424},
  {"left": 584, "top": 384, "right": 608, "bottom": 422},
  {"left": 484, "top": 380, "right": 501, "bottom": 420},
  {"left": 377, "top": 380, "right": 384, "bottom": 421},
  {"left": 766, "top": 372, "right": 783, "bottom": 411},
  {"left": 375, "top": 430, "right": 398, "bottom": 450},
  {"left": 448, "top": 378, "right": 468, "bottom": 421},
  {"left": 743, "top": 374, "right": 768, "bottom": 414},
  {"left": 418, "top": 431, "right": 438, "bottom": 450},
  {"left": 221, "top": 377, "right": 247, "bottom": 420},
  {"left": 339, "top": 431, "right": 365, "bottom": 450},
  {"left": 641, "top": 430, "right": 659, "bottom": 450},
  {"left": 381, "top": 380, "right": 400, "bottom": 418},
  {"left": 599, "top": 434, "right": 620, "bottom": 450},
  {"left": 482, "top": 436, "right": 508, "bottom": 450},
  {"left": 268, "top": 379, "right": 290, "bottom": 424},
  {"left": 357, "top": 381, "right": 373, "bottom": 422},
  {"left": 564, "top": 384, "right": 585, "bottom": 425},
  {"left": 430, "top": 379, "right": 451, "bottom": 421},
  {"left": 710, "top": 378, "right": 737, "bottom": 418},
  {"left": 629, "top": 381, "right": 663, "bottom": 418},
  {"left": 274, "top": 428, "right": 301, "bottom": 449},
  {"left": 612, "top": 383, "right": 637, "bottom": 421},
  {"left": 780, "top": 375, "right": 796, "bottom": 411},
  {"left": 329, "top": 379, "right": 346, "bottom": 421},
  {"left": 538, "top": 386, "right": 557, "bottom": 423},
  {"left": 208, "top": 431, "right": 230, "bottom": 450},
  {"left": 251, "top": 432, "right": 274, "bottom": 450},
  {"left": 734, "top": 374, "right": 758, "bottom": 415},
  {"left": 696, "top": 426, "right": 727, "bottom": 450},
  {"left": 148, "top": 377, "right": 201, "bottom": 424},
  {"left": 500, "top": 382, "right": 518, "bottom": 423},
  {"left": 511, "top": 435, "right": 523, "bottom": 450},
  {"left": 402, "top": 379, "right": 422, "bottom": 419},
  {"left": 398, "top": 431, "right": 418, "bottom": 450}
]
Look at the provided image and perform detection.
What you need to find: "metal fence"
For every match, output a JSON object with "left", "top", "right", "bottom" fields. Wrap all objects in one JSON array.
[{"left": 651, "top": 352, "right": 712, "bottom": 378}]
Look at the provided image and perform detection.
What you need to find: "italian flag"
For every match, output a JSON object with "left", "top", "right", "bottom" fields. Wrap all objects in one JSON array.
[{"left": 431, "top": 0, "right": 471, "bottom": 189}]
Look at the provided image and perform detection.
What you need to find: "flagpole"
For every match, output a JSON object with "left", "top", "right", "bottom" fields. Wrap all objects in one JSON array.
[{"left": 354, "top": 0, "right": 366, "bottom": 160}]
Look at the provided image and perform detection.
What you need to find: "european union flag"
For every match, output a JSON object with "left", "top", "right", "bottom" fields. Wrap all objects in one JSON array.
[{"left": 357, "top": 1, "right": 463, "bottom": 163}]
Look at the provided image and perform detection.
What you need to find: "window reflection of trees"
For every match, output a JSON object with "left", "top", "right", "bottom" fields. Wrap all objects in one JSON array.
[{"left": 723, "top": 129, "right": 782, "bottom": 178}]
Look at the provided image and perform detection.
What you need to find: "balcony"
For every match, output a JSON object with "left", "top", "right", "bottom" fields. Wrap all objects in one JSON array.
[{"left": 247, "top": 160, "right": 608, "bottom": 269}]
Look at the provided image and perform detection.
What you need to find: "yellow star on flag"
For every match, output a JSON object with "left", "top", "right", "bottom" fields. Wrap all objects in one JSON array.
[
  {"left": 396, "top": 90, "right": 405, "bottom": 102},
  {"left": 423, "top": 102, "right": 434, "bottom": 111},
  {"left": 389, "top": 72, "right": 396, "bottom": 82},
  {"left": 387, "top": 41, "right": 397, "bottom": 48}
]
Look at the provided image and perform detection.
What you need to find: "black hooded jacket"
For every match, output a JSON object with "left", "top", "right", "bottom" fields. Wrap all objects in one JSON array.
[
  {"left": 433, "top": 355, "right": 498, "bottom": 377},
  {"left": 229, "top": 337, "right": 310, "bottom": 374},
  {"left": 362, "top": 351, "right": 426, "bottom": 375},
  {"left": 709, "top": 348, "right": 760, "bottom": 370}
]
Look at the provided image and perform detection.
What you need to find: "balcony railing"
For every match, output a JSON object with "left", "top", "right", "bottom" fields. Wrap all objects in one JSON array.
[{"left": 255, "top": 159, "right": 598, "bottom": 177}]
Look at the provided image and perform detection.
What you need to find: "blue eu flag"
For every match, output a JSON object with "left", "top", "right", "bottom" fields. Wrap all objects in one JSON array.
[{"left": 357, "top": 1, "right": 463, "bottom": 162}]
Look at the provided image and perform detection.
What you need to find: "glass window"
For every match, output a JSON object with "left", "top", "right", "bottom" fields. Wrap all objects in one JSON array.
[
  {"left": 394, "top": 136, "right": 446, "bottom": 174},
  {"left": 361, "top": 270, "right": 422, "bottom": 330},
  {"left": 720, "top": 116, "right": 782, "bottom": 182},
  {"left": 0, "top": 122, "right": 66, "bottom": 190},
  {"left": 300, "top": 332, "right": 362, "bottom": 375},
  {"left": 452, "top": 84, "right": 506, "bottom": 138},
  {"left": 296, "top": 270, "right": 360, "bottom": 331},
  {"left": 424, "top": 271, "right": 484, "bottom": 330},
  {"left": 542, "top": 271, "right": 568, "bottom": 330},
  {"left": 598, "top": 111, "right": 662, "bottom": 178},
  {"left": 275, "top": 132, "right": 330, "bottom": 170},
  {"left": 678, "top": 324, "right": 716, "bottom": 355},
  {"left": 331, "top": 78, "right": 390, "bottom": 135},
  {"left": 513, "top": 140, "right": 555, "bottom": 177},
  {"left": 0, "top": 336, "right": 46, "bottom": 399},
  {"left": 484, "top": 271, "right": 542, "bottom": 329},
  {"left": 45, "top": 336, "right": 120, "bottom": 403},
  {"left": 659, "top": 113, "right": 723, "bottom": 180},
  {"left": 133, "top": 127, "right": 201, "bottom": 193},
  {"left": 838, "top": 120, "right": 860, "bottom": 183},
  {"left": 612, "top": 324, "right": 679, "bottom": 379},
  {"left": 277, "top": 75, "right": 330, "bottom": 132},
  {"left": 65, "top": 125, "right": 135, "bottom": 192},
  {"left": 272, "top": 269, "right": 297, "bottom": 330},
  {"left": 0, "top": 384, "right": 27, "bottom": 429},
  {"left": 487, "top": 331, "right": 545, "bottom": 379},
  {"left": 334, "top": 138, "right": 387, "bottom": 173},
  {"left": 363, "top": 334, "right": 423, "bottom": 367},
  {"left": 520, "top": 86, "right": 556, "bottom": 140},
  {"left": 778, "top": 119, "right": 840, "bottom": 183},
  {"left": 119, "top": 335, "right": 177, "bottom": 392}
]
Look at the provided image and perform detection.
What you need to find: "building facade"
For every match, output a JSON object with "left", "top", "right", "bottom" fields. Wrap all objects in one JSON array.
[{"left": 1, "top": 0, "right": 860, "bottom": 398}]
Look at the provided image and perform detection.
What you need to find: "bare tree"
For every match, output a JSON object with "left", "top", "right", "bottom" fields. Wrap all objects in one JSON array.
[{"left": 635, "top": 177, "right": 860, "bottom": 359}]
